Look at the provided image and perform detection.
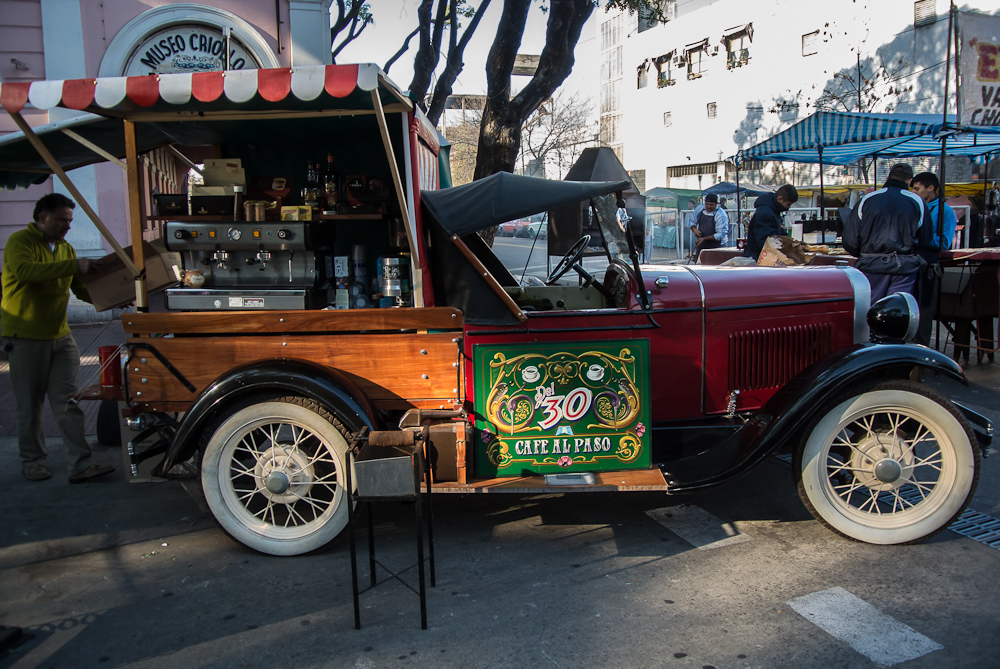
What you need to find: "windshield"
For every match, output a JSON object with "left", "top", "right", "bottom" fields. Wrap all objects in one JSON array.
[
  {"left": 489, "top": 195, "right": 639, "bottom": 288},
  {"left": 590, "top": 194, "right": 632, "bottom": 266}
]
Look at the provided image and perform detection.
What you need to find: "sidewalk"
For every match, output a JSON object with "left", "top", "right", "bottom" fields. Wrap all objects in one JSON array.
[{"left": 0, "top": 319, "right": 125, "bottom": 438}]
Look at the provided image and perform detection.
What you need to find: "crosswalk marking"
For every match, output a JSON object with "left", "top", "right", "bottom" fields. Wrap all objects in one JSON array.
[
  {"left": 646, "top": 504, "right": 751, "bottom": 549},
  {"left": 788, "top": 587, "right": 943, "bottom": 667}
]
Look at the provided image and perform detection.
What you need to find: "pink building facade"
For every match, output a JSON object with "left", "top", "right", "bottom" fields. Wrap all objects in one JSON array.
[{"left": 0, "top": 0, "right": 333, "bottom": 319}]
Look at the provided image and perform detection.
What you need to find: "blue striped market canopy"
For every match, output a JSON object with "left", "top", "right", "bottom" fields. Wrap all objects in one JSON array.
[{"left": 734, "top": 111, "right": 1000, "bottom": 166}]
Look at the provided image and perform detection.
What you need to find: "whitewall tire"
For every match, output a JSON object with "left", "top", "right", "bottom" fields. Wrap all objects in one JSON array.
[
  {"left": 201, "top": 398, "right": 352, "bottom": 556},
  {"left": 795, "top": 381, "right": 979, "bottom": 545}
]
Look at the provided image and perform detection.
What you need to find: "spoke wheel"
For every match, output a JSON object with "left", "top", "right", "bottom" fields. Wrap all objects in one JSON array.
[
  {"left": 201, "top": 398, "right": 351, "bottom": 556},
  {"left": 795, "top": 381, "right": 979, "bottom": 545}
]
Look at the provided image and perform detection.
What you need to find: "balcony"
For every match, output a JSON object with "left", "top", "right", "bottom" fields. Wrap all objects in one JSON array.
[{"left": 727, "top": 48, "right": 751, "bottom": 70}]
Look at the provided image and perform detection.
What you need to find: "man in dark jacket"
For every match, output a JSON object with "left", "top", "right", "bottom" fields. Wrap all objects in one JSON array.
[
  {"left": 743, "top": 184, "right": 799, "bottom": 261},
  {"left": 843, "top": 163, "right": 932, "bottom": 302}
]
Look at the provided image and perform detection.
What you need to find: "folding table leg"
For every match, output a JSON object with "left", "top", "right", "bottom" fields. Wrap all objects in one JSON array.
[
  {"left": 425, "top": 459, "right": 436, "bottom": 587},
  {"left": 347, "top": 458, "right": 361, "bottom": 630},
  {"left": 413, "top": 452, "right": 428, "bottom": 630}
]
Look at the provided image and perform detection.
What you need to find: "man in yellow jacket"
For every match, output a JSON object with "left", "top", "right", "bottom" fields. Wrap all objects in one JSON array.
[{"left": 1, "top": 193, "right": 114, "bottom": 483}]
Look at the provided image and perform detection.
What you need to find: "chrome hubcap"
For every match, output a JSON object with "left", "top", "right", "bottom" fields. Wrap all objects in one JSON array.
[
  {"left": 874, "top": 459, "right": 904, "bottom": 483},
  {"left": 254, "top": 445, "right": 315, "bottom": 504},
  {"left": 849, "top": 430, "right": 916, "bottom": 493},
  {"left": 265, "top": 470, "right": 291, "bottom": 494}
]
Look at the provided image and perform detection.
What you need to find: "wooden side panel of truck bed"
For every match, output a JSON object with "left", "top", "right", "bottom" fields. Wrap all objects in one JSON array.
[{"left": 122, "top": 308, "right": 464, "bottom": 412}]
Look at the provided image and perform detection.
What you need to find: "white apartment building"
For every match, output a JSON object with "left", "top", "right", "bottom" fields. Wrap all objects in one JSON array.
[{"left": 599, "top": 0, "right": 996, "bottom": 192}]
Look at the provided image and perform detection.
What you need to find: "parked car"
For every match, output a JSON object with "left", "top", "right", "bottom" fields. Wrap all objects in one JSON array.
[
  {"left": 497, "top": 220, "right": 520, "bottom": 237},
  {"left": 513, "top": 220, "right": 535, "bottom": 238},
  {"left": 523, "top": 221, "right": 547, "bottom": 239}
]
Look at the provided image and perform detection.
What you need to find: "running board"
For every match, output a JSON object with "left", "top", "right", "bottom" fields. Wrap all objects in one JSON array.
[{"left": 429, "top": 469, "right": 669, "bottom": 493}]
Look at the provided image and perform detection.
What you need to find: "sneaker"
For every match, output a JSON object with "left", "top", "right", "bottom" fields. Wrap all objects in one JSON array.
[
  {"left": 68, "top": 463, "right": 115, "bottom": 484},
  {"left": 23, "top": 463, "right": 52, "bottom": 481}
]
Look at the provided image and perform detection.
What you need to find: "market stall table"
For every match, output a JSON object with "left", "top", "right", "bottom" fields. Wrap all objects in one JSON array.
[{"left": 937, "top": 248, "right": 1000, "bottom": 364}]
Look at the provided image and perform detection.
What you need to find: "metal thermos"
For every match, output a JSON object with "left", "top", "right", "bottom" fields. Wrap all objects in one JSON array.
[{"left": 380, "top": 256, "right": 408, "bottom": 297}]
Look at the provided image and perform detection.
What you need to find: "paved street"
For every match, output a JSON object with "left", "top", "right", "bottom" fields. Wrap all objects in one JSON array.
[
  {"left": 1, "top": 290, "right": 998, "bottom": 667},
  {"left": 1, "top": 414, "right": 997, "bottom": 668}
]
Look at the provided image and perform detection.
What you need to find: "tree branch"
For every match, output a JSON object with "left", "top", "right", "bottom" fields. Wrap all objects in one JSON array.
[
  {"left": 408, "top": 0, "right": 442, "bottom": 110},
  {"left": 510, "top": 0, "right": 593, "bottom": 120},
  {"left": 331, "top": 1, "right": 372, "bottom": 63},
  {"left": 425, "top": 0, "right": 493, "bottom": 125},
  {"left": 384, "top": 26, "right": 421, "bottom": 74}
]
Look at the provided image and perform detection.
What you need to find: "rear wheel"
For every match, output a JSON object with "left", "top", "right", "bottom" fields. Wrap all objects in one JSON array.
[
  {"left": 795, "top": 381, "right": 979, "bottom": 545},
  {"left": 201, "top": 397, "right": 352, "bottom": 556}
]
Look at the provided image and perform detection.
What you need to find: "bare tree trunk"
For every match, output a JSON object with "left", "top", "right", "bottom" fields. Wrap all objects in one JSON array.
[
  {"left": 474, "top": 0, "right": 594, "bottom": 180},
  {"left": 474, "top": 0, "right": 531, "bottom": 180},
  {"left": 425, "top": 0, "right": 494, "bottom": 126},
  {"left": 474, "top": 0, "right": 593, "bottom": 246},
  {"left": 408, "top": 0, "right": 449, "bottom": 110}
]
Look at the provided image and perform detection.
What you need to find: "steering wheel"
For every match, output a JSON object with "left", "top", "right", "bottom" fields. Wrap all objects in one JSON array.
[
  {"left": 546, "top": 235, "right": 591, "bottom": 284},
  {"left": 546, "top": 235, "right": 615, "bottom": 301}
]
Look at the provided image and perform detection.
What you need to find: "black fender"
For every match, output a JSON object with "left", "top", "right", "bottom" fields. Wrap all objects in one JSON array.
[
  {"left": 155, "top": 358, "right": 377, "bottom": 475},
  {"left": 664, "top": 343, "right": 966, "bottom": 491}
]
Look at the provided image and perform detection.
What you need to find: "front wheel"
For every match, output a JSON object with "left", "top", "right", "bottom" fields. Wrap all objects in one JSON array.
[
  {"left": 201, "top": 397, "right": 352, "bottom": 556},
  {"left": 795, "top": 381, "right": 979, "bottom": 545}
]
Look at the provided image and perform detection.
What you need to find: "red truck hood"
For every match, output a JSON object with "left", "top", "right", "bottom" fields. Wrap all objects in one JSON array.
[{"left": 641, "top": 265, "right": 863, "bottom": 311}]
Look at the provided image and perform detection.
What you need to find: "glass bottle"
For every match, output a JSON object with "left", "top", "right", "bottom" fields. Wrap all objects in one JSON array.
[
  {"left": 302, "top": 161, "right": 321, "bottom": 215},
  {"left": 323, "top": 153, "right": 339, "bottom": 214}
]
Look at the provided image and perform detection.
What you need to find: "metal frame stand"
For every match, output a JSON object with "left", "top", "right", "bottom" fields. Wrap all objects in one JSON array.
[{"left": 346, "top": 430, "right": 435, "bottom": 630}]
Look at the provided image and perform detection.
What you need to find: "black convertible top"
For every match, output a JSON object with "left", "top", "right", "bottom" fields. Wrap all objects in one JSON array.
[
  {"left": 420, "top": 171, "right": 630, "bottom": 237},
  {"left": 419, "top": 172, "right": 631, "bottom": 325}
]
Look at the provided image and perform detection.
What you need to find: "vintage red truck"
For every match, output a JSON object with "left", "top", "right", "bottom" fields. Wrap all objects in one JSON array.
[{"left": 0, "top": 64, "right": 990, "bottom": 556}]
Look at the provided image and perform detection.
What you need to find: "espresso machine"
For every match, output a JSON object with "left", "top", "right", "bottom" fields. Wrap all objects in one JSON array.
[{"left": 163, "top": 220, "right": 334, "bottom": 310}]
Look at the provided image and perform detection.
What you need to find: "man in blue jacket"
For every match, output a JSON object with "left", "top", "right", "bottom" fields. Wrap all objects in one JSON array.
[
  {"left": 743, "top": 184, "right": 799, "bottom": 261},
  {"left": 909, "top": 171, "right": 957, "bottom": 346},
  {"left": 687, "top": 193, "right": 729, "bottom": 260},
  {"left": 843, "top": 163, "right": 932, "bottom": 302}
]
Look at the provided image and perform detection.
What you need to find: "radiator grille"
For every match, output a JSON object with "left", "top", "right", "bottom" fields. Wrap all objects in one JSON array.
[{"left": 728, "top": 323, "right": 832, "bottom": 392}]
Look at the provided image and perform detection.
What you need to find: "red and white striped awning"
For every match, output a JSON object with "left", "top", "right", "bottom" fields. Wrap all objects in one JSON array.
[{"left": 0, "top": 63, "right": 396, "bottom": 114}]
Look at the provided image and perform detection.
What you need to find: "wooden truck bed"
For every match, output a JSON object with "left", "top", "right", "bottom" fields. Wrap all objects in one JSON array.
[{"left": 121, "top": 307, "right": 465, "bottom": 413}]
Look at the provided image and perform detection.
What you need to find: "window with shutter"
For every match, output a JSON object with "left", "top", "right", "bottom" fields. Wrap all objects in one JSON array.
[
  {"left": 914, "top": 0, "right": 936, "bottom": 27},
  {"left": 802, "top": 30, "right": 819, "bottom": 57}
]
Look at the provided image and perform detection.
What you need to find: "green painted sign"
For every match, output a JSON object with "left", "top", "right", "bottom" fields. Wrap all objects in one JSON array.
[{"left": 473, "top": 340, "right": 651, "bottom": 477}]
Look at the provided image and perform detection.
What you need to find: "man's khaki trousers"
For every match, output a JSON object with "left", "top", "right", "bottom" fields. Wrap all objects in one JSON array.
[{"left": 3, "top": 334, "right": 94, "bottom": 476}]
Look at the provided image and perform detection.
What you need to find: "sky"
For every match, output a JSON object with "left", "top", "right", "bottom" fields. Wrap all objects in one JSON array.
[{"left": 335, "top": 1, "right": 601, "bottom": 107}]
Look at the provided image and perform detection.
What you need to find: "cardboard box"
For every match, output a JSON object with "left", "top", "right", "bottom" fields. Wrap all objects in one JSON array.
[
  {"left": 280, "top": 206, "right": 312, "bottom": 221},
  {"left": 201, "top": 158, "right": 245, "bottom": 189},
  {"left": 84, "top": 241, "right": 182, "bottom": 311},
  {"left": 191, "top": 185, "right": 236, "bottom": 197},
  {"left": 757, "top": 236, "right": 811, "bottom": 267}
]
